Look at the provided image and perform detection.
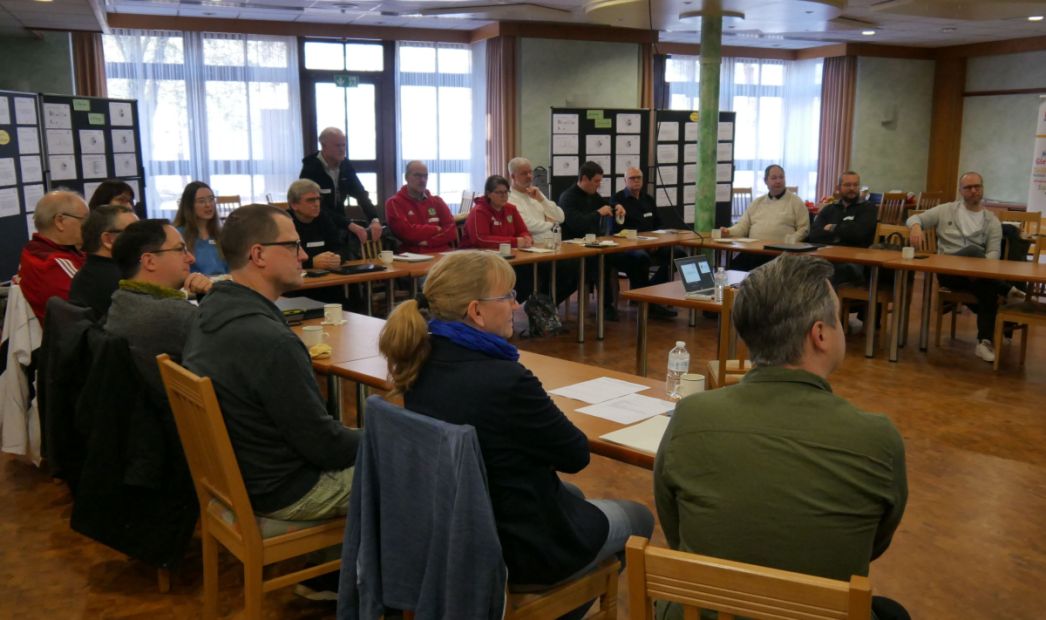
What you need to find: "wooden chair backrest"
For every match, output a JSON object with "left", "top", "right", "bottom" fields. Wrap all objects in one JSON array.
[
  {"left": 877, "top": 192, "right": 908, "bottom": 224},
  {"left": 785, "top": 185, "right": 799, "bottom": 196},
  {"left": 157, "top": 354, "right": 261, "bottom": 544},
  {"left": 718, "top": 285, "right": 748, "bottom": 373},
  {"left": 916, "top": 191, "right": 942, "bottom": 210},
  {"left": 731, "top": 188, "right": 752, "bottom": 222},
  {"left": 626, "top": 537, "right": 872, "bottom": 620},
  {"left": 216, "top": 195, "right": 242, "bottom": 219},
  {"left": 996, "top": 210, "right": 1042, "bottom": 236},
  {"left": 361, "top": 239, "right": 382, "bottom": 260},
  {"left": 460, "top": 190, "right": 476, "bottom": 214}
]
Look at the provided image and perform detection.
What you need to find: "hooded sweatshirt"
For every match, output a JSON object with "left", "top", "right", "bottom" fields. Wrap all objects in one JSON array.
[{"left": 182, "top": 280, "right": 361, "bottom": 513}]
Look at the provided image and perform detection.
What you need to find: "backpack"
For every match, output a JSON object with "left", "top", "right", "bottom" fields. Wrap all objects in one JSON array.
[{"left": 521, "top": 294, "right": 564, "bottom": 338}]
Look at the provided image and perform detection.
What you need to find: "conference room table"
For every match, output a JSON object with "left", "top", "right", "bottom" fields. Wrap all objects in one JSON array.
[{"left": 294, "top": 258, "right": 411, "bottom": 315}]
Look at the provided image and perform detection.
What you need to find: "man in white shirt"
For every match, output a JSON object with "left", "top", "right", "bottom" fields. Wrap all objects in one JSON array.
[{"left": 722, "top": 165, "right": 810, "bottom": 271}]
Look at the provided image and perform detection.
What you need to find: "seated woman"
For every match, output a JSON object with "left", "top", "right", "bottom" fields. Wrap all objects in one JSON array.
[
  {"left": 88, "top": 179, "right": 141, "bottom": 217},
  {"left": 460, "top": 175, "right": 533, "bottom": 250},
  {"left": 174, "top": 181, "right": 228, "bottom": 276},
  {"left": 379, "top": 251, "right": 653, "bottom": 605}
]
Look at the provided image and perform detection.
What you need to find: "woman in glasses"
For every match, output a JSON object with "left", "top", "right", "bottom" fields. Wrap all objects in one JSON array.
[
  {"left": 174, "top": 181, "right": 227, "bottom": 276},
  {"left": 88, "top": 179, "right": 141, "bottom": 217},
  {"left": 379, "top": 251, "right": 652, "bottom": 615}
]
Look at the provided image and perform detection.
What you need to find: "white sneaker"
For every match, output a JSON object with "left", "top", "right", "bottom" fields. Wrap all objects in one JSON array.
[
  {"left": 848, "top": 317, "right": 864, "bottom": 334},
  {"left": 975, "top": 339, "right": 995, "bottom": 363},
  {"left": 1007, "top": 286, "right": 1026, "bottom": 303}
]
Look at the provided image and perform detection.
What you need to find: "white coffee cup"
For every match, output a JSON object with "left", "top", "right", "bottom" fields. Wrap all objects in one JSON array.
[
  {"left": 901, "top": 246, "right": 915, "bottom": 260},
  {"left": 678, "top": 373, "right": 706, "bottom": 398},
  {"left": 323, "top": 303, "right": 342, "bottom": 324},
  {"left": 710, "top": 229, "right": 722, "bottom": 240},
  {"left": 584, "top": 233, "right": 597, "bottom": 244},
  {"left": 301, "top": 325, "right": 328, "bottom": 348},
  {"left": 380, "top": 250, "right": 394, "bottom": 265},
  {"left": 499, "top": 243, "right": 512, "bottom": 257}
]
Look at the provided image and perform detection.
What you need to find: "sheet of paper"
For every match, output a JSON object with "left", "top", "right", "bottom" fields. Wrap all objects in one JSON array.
[
  {"left": 553, "top": 113, "right": 579, "bottom": 134},
  {"left": 683, "top": 143, "right": 697, "bottom": 163},
  {"left": 716, "top": 142, "right": 733, "bottom": 162},
  {"left": 598, "top": 176, "right": 612, "bottom": 198},
  {"left": 26, "top": 213, "right": 36, "bottom": 235},
  {"left": 23, "top": 183, "right": 44, "bottom": 210},
  {"left": 549, "top": 376, "right": 650, "bottom": 405},
  {"left": 552, "top": 156, "right": 578, "bottom": 177},
  {"left": 14, "top": 97, "right": 37, "bottom": 125},
  {"left": 684, "top": 122, "right": 698, "bottom": 142},
  {"left": 114, "top": 153, "right": 137, "bottom": 177},
  {"left": 392, "top": 252, "right": 434, "bottom": 262},
  {"left": 717, "top": 122, "right": 734, "bottom": 141},
  {"left": 49, "top": 155, "right": 77, "bottom": 180},
  {"left": 656, "top": 144, "right": 678, "bottom": 164},
  {"left": 552, "top": 134, "right": 578, "bottom": 155},
  {"left": 600, "top": 415, "right": 672, "bottom": 455},
  {"left": 585, "top": 134, "right": 611, "bottom": 155},
  {"left": 84, "top": 181, "right": 101, "bottom": 202},
  {"left": 43, "top": 103, "right": 71, "bottom": 129},
  {"left": 81, "top": 154, "right": 108, "bottom": 179},
  {"left": 111, "top": 129, "right": 135, "bottom": 153},
  {"left": 79, "top": 129, "right": 106, "bottom": 154},
  {"left": 656, "top": 188, "right": 675, "bottom": 208},
  {"left": 588, "top": 155, "right": 611, "bottom": 175},
  {"left": 0, "top": 158, "right": 15, "bottom": 186},
  {"left": 0, "top": 98, "right": 9, "bottom": 125},
  {"left": 520, "top": 247, "right": 554, "bottom": 254},
  {"left": 617, "top": 113, "right": 642, "bottom": 134},
  {"left": 110, "top": 102, "right": 133, "bottom": 126},
  {"left": 657, "top": 121, "right": 679, "bottom": 142},
  {"left": 45, "top": 129, "right": 74, "bottom": 154},
  {"left": 0, "top": 187, "right": 19, "bottom": 218},
  {"left": 683, "top": 164, "right": 697, "bottom": 184},
  {"left": 17, "top": 127, "right": 39, "bottom": 154},
  {"left": 683, "top": 184, "right": 696, "bottom": 204},
  {"left": 19, "top": 156, "right": 42, "bottom": 184},
  {"left": 716, "top": 183, "right": 732, "bottom": 202},
  {"left": 615, "top": 176, "right": 628, "bottom": 194},
  {"left": 127, "top": 179, "right": 140, "bottom": 198},
  {"left": 684, "top": 203, "right": 695, "bottom": 224},
  {"left": 616, "top": 135, "right": 640, "bottom": 155},
  {"left": 578, "top": 393, "right": 675, "bottom": 425},
  {"left": 656, "top": 165, "right": 677, "bottom": 186},
  {"left": 615, "top": 154, "right": 639, "bottom": 173},
  {"left": 716, "top": 162, "right": 733, "bottom": 183}
]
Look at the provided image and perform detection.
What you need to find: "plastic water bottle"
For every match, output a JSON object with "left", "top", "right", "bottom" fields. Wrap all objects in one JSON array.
[
  {"left": 714, "top": 267, "right": 727, "bottom": 303},
  {"left": 550, "top": 222, "right": 562, "bottom": 250},
  {"left": 666, "top": 341, "right": 690, "bottom": 399}
]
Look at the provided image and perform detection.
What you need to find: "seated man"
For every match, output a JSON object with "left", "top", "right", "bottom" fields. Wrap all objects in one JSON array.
[
  {"left": 385, "top": 160, "right": 457, "bottom": 254},
  {"left": 721, "top": 164, "right": 810, "bottom": 271},
  {"left": 17, "top": 190, "right": 88, "bottom": 322},
  {"left": 69, "top": 204, "right": 139, "bottom": 318},
  {"left": 907, "top": 172, "right": 1013, "bottom": 363},
  {"left": 105, "top": 219, "right": 211, "bottom": 395},
  {"left": 559, "top": 161, "right": 671, "bottom": 320},
  {"left": 611, "top": 167, "right": 681, "bottom": 287},
  {"left": 287, "top": 179, "right": 352, "bottom": 270},
  {"left": 809, "top": 170, "right": 878, "bottom": 287},
  {"left": 655, "top": 254, "right": 909, "bottom": 620}
]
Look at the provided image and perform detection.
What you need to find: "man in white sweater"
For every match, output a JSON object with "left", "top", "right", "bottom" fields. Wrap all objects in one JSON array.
[{"left": 721, "top": 164, "right": 810, "bottom": 271}]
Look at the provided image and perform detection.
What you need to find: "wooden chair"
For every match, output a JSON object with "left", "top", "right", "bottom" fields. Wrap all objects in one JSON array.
[
  {"left": 993, "top": 244, "right": 1045, "bottom": 370},
  {"left": 453, "top": 189, "right": 476, "bottom": 224},
  {"left": 361, "top": 238, "right": 382, "bottom": 260},
  {"left": 268, "top": 201, "right": 289, "bottom": 210},
  {"left": 216, "top": 195, "right": 242, "bottom": 221},
  {"left": 916, "top": 191, "right": 943, "bottom": 211},
  {"left": 731, "top": 187, "right": 752, "bottom": 223},
  {"left": 626, "top": 537, "right": 872, "bottom": 620},
  {"left": 996, "top": 210, "right": 1042, "bottom": 258},
  {"left": 706, "top": 285, "right": 751, "bottom": 389},
  {"left": 157, "top": 355, "right": 346, "bottom": 620},
  {"left": 876, "top": 192, "right": 908, "bottom": 224}
]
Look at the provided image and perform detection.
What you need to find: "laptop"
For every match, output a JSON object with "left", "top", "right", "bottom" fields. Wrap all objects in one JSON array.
[
  {"left": 674, "top": 255, "right": 716, "bottom": 297},
  {"left": 275, "top": 295, "right": 326, "bottom": 322}
]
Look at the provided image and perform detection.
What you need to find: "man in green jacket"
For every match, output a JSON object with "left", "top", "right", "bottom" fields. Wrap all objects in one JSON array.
[{"left": 654, "top": 254, "right": 909, "bottom": 620}]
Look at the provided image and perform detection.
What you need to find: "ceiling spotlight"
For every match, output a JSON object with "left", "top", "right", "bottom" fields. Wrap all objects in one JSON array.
[
  {"left": 1029, "top": 16, "right": 1044, "bottom": 22},
  {"left": 861, "top": 30, "right": 876, "bottom": 36}
]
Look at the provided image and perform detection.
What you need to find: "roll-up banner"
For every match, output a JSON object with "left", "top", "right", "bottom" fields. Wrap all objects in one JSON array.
[{"left": 1028, "top": 95, "right": 1046, "bottom": 214}]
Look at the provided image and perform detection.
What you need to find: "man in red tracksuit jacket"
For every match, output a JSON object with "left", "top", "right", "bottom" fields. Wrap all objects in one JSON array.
[
  {"left": 385, "top": 161, "right": 457, "bottom": 254},
  {"left": 17, "top": 190, "right": 88, "bottom": 322},
  {"left": 461, "top": 175, "right": 533, "bottom": 250}
]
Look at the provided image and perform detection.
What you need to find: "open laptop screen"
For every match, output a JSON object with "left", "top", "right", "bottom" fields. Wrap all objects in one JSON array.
[{"left": 675, "top": 255, "right": 715, "bottom": 293}]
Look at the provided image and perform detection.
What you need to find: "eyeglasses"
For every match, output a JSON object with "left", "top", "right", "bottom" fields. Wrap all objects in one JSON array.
[
  {"left": 490, "top": 190, "right": 509, "bottom": 197},
  {"left": 961, "top": 184, "right": 983, "bottom": 191},
  {"left": 57, "top": 212, "right": 85, "bottom": 221},
  {"left": 627, "top": 176, "right": 643, "bottom": 181},
  {"left": 146, "top": 244, "right": 190, "bottom": 256},
  {"left": 478, "top": 290, "right": 517, "bottom": 303},
  {"left": 260, "top": 240, "right": 303, "bottom": 253},
  {"left": 195, "top": 195, "right": 217, "bottom": 205}
]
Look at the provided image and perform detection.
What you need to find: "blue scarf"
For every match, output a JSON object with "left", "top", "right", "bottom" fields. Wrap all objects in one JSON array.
[{"left": 429, "top": 319, "right": 519, "bottom": 361}]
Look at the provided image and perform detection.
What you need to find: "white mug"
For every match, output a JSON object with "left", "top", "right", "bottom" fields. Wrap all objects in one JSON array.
[
  {"left": 901, "top": 246, "right": 915, "bottom": 260},
  {"left": 499, "top": 243, "right": 512, "bottom": 257},
  {"left": 301, "top": 325, "right": 328, "bottom": 348},
  {"left": 380, "top": 250, "right": 394, "bottom": 265},
  {"left": 323, "top": 303, "right": 342, "bottom": 324},
  {"left": 710, "top": 229, "right": 722, "bottom": 240},
  {"left": 584, "top": 233, "right": 597, "bottom": 244},
  {"left": 678, "top": 373, "right": 705, "bottom": 398}
]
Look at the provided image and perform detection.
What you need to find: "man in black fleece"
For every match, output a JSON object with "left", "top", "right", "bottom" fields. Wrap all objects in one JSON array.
[{"left": 182, "top": 204, "right": 360, "bottom": 523}]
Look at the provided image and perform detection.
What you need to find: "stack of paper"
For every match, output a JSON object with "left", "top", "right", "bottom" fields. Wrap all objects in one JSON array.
[
  {"left": 393, "top": 252, "right": 434, "bottom": 262},
  {"left": 600, "top": 415, "right": 672, "bottom": 455},
  {"left": 550, "top": 377, "right": 675, "bottom": 424},
  {"left": 520, "top": 247, "right": 554, "bottom": 254}
]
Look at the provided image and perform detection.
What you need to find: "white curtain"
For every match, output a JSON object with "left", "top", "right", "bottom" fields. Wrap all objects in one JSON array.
[
  {"left": 782, "top": 59, "right": 822, "bottom": 202},
  {"left": 103, "top": 29, "right": 302, "bottom": 217}
]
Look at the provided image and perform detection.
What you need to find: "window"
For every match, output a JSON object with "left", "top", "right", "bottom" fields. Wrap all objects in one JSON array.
[
  {"left": 103, "top": 30, "right": 302, "bottom": 216},
  {"left": 665, "top": 56, "right": 822, "bottom": 204}
]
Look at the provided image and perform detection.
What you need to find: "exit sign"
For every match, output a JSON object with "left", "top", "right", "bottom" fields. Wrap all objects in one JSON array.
[{"left": 334, "top": 75, "right": 359, "bottom": 88}]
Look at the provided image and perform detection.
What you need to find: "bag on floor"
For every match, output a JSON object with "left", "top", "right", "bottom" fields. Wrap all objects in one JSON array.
[{"left": 522, "top": 294, "right": 563, "bottom": 338}]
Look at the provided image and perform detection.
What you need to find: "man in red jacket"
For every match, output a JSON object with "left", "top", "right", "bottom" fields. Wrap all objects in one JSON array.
[
  {"left": 17, "top": 190, "right": 88, "bottom": 322},
  {"left": 385, "top": 161, "right": 457, "bottom": 254}
]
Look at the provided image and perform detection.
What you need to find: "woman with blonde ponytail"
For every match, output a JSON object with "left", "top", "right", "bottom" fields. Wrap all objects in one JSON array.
[{"left": 378, "top": 251, "right": 652, "bottom": 604}]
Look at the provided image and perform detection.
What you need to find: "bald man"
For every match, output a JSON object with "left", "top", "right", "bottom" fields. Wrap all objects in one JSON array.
[
  {"left": 610, "top": 168, "right": 681, "bottom": 292},
  {"left": 299, "top": 126, "right": 382, "bottom": 247},
  {"left": 17, "top": 191, "right": 89, "bottom": 321}
]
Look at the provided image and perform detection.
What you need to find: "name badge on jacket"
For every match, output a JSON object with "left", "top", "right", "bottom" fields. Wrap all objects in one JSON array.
[{"left": 306, "top": 241, "right": 325, "bottom": 248}]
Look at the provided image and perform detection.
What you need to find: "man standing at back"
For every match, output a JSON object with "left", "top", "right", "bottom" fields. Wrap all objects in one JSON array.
[
  {"left": 655, "top": 254, "right": 909, "bottom": 620},
  {"left": 17, "top": 190, "right": 89, "bottom": 322},
  {"left": 299, "top": 127, "right": 383, "bottom": 247}
]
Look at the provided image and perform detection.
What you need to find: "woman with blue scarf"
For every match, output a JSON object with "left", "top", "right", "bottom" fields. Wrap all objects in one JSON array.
[{"left": 379, "top": 251, "right": 652, "bottom": 616}]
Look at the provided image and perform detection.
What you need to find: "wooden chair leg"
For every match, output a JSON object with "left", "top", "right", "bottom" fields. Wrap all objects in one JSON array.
[
  {"left": 1019, "top": 327, "right": 1029, "bottom": 366},
  {"left": 157, "top": 567, "right": 171, "bottom": 593},
  {"left": 934, "top": 299, "right": 944, "bottom": 347},
  {"left": 243, "top": 559, "right": 264, "bottom": 620},
  {"left": 202, "top": 531, "right": 219, "bottom": 620}
]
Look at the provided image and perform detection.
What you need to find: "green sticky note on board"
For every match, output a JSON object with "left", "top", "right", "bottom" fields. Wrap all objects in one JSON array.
[
  {"left": 87, "top": 113, "right": 105, "bottom": 125},
  {"left": 594, "top": 118, "right": 612, "bottom": 129},
  {"left": 72, "top": 99, "right": 90, "bottom": 112},
  {"left": 586, "top": 110, "right": 604, "bottom": 120}
]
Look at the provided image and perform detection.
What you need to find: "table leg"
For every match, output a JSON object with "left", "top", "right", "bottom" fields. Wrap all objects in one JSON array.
[
  {"left": 899, "top": 273, "right": 912, "bottom": 348},
  {"left": 411, "top": 276, "right": 419, "bottom": 297},
  {"left": 365, "top": 281, "right": 373, "bottom": 316},
  {"left": 326, "top": 374, "right": 341, "bottom": 419},
  {"left": 551, "top": 261, "right": 558, "bottom": 306},
  {"left": 919, "top": 272, "right": 932, "bottom": 351},
  {"left": 688, "top": 308, "right": 697, "bottom": 327},
  {"left": 355, "top": 382, "right": 367, "bottom": 427},
  {"left": 532, "top": 263, "right": 539, "bottom": 296},
  {"left": 597, "top": 254, "right": 606, "bottom": 341},
  {"left": 636, "top": 301, "right": 649, "bottom": 375},
  {"left": 577, "top": 257, "right": 586, "bottom": 343},
  {"left": 889, "top": 267, "right": 905, "bottom": 362},
  {"left": 865, "top": 265, "right": 880, "bottom": 358}
]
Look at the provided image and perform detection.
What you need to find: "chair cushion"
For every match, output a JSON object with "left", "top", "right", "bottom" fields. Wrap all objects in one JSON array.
[{"left": 209, "top": 499, "right": 335, "bottom": 538}]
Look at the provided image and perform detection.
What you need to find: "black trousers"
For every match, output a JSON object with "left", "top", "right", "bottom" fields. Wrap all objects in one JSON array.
[{"left": 938, "top": 274, "right": 1008, "bottom": 342}]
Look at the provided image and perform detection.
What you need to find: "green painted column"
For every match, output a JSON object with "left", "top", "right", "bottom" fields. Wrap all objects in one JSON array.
[{"left": 695, "top": 2, "right": 723, "bottom": 233}]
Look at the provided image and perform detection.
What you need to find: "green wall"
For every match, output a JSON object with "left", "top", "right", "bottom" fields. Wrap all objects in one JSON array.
[
  {"left": 958, "top": 51, "right": 1046, "bottom": 203},
  {"left": 849, "top": 56, "right": 935, "bottom": 195},
  {"left": 0, "top": 32, "right": 74, "bottom": 95},
  {"left": 517, "top": 37, "right": 642, "bottom": 171}
]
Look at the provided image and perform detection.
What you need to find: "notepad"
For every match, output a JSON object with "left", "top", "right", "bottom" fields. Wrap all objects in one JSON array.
[
  {"left": 393, "top": 252, "right": 434, "bottom": 262},
  {"left": 549, "top": 377, "right": 649, "bottom": 405},
  {"left": 599, "top": 415, "right": 672, "bottom": 455}
]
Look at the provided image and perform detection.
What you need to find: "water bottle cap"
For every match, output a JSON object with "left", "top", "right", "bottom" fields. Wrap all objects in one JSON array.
[{"left": 676, "top": 341, "right": 685, "bottom": 347}]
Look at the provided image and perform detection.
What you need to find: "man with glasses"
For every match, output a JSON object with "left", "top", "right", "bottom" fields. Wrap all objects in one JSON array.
[
  {"left": 105, "top": 220, "right": 209, "bottom": 395},
  {"left": 611, "top": 167, "right": 681, "bottom": 292},
  {"left": 183, "top": 205, "right": 360, "bottom": 599},
  {"left": 16, "top": 190, "right": 89, "bottom": 322},
  {"left": 69, "top": 205, "right": 139, "bottom": 318},
  {"left": 385, "top": 160, "right": 456, "bottom": 254}
]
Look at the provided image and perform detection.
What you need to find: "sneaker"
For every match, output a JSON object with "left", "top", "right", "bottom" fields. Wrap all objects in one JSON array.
[
  {"left": 294, "top": 571, "right": 340, "bottom": 602},
  {"left": 848, "top": 316, "right": 864, "bottom": 334},
  {"left": 975, "top": 339, "right": 995, "bottom": 363},
  {"left": 1006, "top": 286, "right": 1026, "bottom": 303}
]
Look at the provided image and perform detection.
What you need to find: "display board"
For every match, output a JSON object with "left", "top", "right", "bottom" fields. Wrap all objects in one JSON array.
[
  {"left": 653, "top": 110, "right": 736, "bottom": 227},
  {"left": 0, "top": 90, "right": 46, "bottom": 280},
  {"left": 548, "top": 108, "right": 651, "bottom": 202}
]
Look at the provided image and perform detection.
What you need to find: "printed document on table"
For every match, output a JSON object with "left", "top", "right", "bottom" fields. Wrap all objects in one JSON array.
[
  {"left": 600, "top": 415, "right": 672, "bottom": 455},
  {"left": 549, "top": 377, "right": 649, "bottom": 405},
  {"left": 578, "top": 393, "right": 675, "bottom": 425}
]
